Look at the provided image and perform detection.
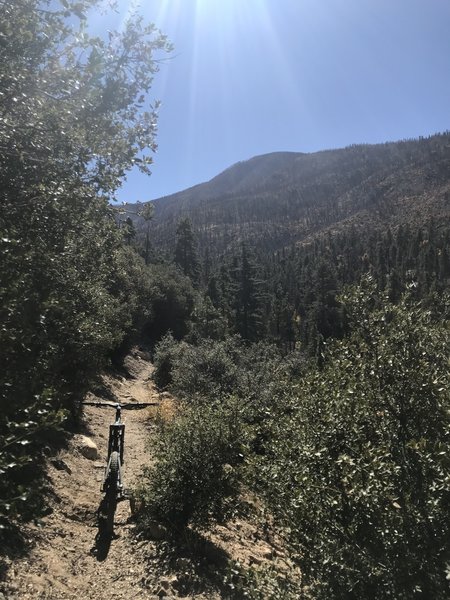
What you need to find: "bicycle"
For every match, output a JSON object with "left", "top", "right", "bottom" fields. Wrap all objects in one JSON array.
[{"left": 82, "top": 400, "right": 157, "bottom": 534}]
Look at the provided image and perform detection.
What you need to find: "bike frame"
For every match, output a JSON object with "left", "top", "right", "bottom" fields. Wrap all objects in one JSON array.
[
  {"left": 82, "top": 399, "right": 158, "bottom": 501},
  {"left": 102, "top": 403, "right": 125, "bottom": 496},
  {"left": 107, "top": 404, "right": 125, "bottom": 466}
]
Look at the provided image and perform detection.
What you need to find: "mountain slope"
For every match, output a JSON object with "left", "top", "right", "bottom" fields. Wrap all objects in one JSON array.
[{"left": 126, "top": 132, "right": 450, "bottom": 255}]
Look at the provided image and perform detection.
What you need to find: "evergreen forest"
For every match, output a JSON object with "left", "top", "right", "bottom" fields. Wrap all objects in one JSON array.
[{"left": 1, "top": 2, "right": 449, "bottom": 598}]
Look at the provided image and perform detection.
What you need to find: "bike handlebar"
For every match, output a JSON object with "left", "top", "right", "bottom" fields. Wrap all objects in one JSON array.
[{"left": 82, "top": 401, "right": 159, "bottom": 409}]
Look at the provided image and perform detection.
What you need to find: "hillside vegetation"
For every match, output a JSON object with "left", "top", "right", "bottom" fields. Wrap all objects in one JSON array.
[
  {"left": 142, "top": 283, "right": 449, "bottom": 598},
  {"left": 127, "top": 140, "right": 450, "bottom": 596},
  {"left": 127, "top": 133, "right": 450, "bottom": 255},
  {"left": 1, "top": 2, "right": 449, "bottom": 598}
]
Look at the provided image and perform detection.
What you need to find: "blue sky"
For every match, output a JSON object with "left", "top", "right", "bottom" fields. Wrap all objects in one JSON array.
[{"left": 102, "top": 0, "right": 450, "bottom": 202}]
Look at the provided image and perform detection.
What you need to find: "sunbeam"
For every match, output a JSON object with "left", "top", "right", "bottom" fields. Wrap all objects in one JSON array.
[{"left": 90, "top": 0, "right": 450, "bottom": 200}]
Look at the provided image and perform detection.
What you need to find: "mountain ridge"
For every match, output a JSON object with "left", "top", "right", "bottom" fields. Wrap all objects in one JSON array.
[{"left": 124, "top": 132, "right": 450, "bottom": 255}]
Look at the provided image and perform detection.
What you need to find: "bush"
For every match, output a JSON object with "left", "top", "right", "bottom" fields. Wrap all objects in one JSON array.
[
  {"left": 144, "top": 264, "right": 197, "bottom": 341},
  {"left": 255, "top": 281, "right": 450, "bottom": 598},
  {"left": 170, "top": 338, "right": 240, "bottom": 401},
  {"left": 152, "top": 332, "right": 188, "bottom": 390},
  {"left": 153, "top": 333, "right": 290, "bottom": 404},
  {"left": 137, "top": 399, "right": 245, "bottom": 531}
]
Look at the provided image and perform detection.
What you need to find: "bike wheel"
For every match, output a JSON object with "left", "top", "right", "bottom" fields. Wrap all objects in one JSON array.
[
  {"left": 105, "top": 494, "right": 117, "bottom": 535},
  {"left": 105, "top": 451, "right": 120, "bottom": 534},
  {"left": 108, "top": 451, "right": 120, "bottom": 494}
]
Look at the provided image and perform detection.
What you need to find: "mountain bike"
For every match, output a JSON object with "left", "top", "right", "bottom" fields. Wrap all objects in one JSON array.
[{"left": 82, "top": 400, "right": 157, "bottom": 534}]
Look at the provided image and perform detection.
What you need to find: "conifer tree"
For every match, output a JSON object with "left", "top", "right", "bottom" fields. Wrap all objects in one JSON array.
[
  {"left": 174, "top": 217, "right": 201, "bottom": 285},
  {"left": 124, "top": 216, "right": 136, "bottom": 245},
  {"left": 138, "top": 202, "right": 155, "bottom": 265},
  {"left": 234, "top": 244, "right": 265, "bottom": 341}
]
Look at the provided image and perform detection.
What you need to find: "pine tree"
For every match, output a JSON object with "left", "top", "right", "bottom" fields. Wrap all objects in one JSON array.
[
  {"left": 174, "top": 217, "right": 201, "bottom": 285},
  {"left": 138, "top": 202, "right": 155, "bottom": 265},
  {"left": 233, "top": 244, "right": 265, "bottom": 341},
  {"left": 124, "top": 216, "right": 136, "bottom": 245}
]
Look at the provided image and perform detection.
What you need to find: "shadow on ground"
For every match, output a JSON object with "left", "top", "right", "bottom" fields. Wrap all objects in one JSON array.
[
  {"left": 90, "top": 494, "right": 118, "bottom": 562},
  {"left": 144, "top": 528, "right": 247, "bottom": 598}
]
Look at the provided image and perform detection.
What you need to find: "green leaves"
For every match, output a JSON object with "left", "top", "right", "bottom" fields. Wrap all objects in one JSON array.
[
  {"left": 0, "top": 0, "right": 172, "bottom": 194},
  {"left": 255, "top": 283, "right": 450, "bottom": 598},
  {"left": 146, "top": 280, "right": 449, "bottom": 596},
  {"left": 0, "top": 0, "right": 171, "bottom": 531},
  {"left": 137, "top": 399, "right": 245, "bottom": 531}
]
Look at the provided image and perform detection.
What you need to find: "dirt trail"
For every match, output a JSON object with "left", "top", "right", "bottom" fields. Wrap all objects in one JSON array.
[{"left": 3, "top": 352, "right": 163, "bottom": 600}]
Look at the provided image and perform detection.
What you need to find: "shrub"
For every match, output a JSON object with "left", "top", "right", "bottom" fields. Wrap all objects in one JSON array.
[
  {"left": 155, "top": 333, "right": 289, "bottom": 405},
  {"left": 144, "top": 264, "right": 197, "bottom": 341},
  {"left": 170, "top": 338, "right": 240, "bottom": 401},
  {"left": 137, "top": 399, "right": 245, "bottom": 531},
  {"left": 152, "top": 332, "right": 188, "bottom": 390},
  {"left": 256, "top": 281, "right": 450, "bottom": 598}
]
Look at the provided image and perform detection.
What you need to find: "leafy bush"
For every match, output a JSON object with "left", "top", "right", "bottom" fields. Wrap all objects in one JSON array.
[
  {"left": 152, "top": 332, "right": 188, "bottom": 390},
  {"left": 148, "top": 279, "right": 449, "bottom": 596},
  {"left": 138, "top": 399, "right": 245, "bottom": 531},
  {"left": 108, "top": 246, "right": 155, "bottom": 364},
  {"left": 255, "top": 280, "right": 450, "bottom": 598},
  {"left": 224, "top": 563, "right": 304, "bottom": 600},
  {"left": 0, "top": 0, "right": 171, "bottom": 530},
  {"left": 153, "top": 333, "right": 290, "bottom": 404},
  {"left": 144, "top": 263, "right": 197, "bottom": 341},
  {"left": 152, "top": 334, "right": 307, "bottom": 466},
  {"left": 170, "top": 338, "right": 240, "bottom": 401}
]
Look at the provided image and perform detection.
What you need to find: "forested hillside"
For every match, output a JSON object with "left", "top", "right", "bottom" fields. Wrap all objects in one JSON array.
[
  {"left": 126, "top": 133, "right": 450, "bottom": 255},
  {"left": 1, "top": 2, "right": 449, "bottom": 599},
  {"left": 125, "top": 134, "right": 450, "bottom": 353},
  {"left": 124, "top": 137, "right": 450, "bottom": 598}
]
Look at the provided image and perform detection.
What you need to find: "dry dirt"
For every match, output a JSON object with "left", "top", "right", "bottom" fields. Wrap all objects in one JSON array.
[{"left": 1, "top": 351, "right": 298, "bottom": 599}]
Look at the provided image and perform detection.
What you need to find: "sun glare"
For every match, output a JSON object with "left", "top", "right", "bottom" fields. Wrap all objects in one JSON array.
[{"left": 108, "top": 0, "right": 312, "bottom": 165}]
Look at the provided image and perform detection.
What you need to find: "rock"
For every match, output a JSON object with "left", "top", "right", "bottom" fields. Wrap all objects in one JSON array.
[
  {"left": 77, "top": 436, "right": 99, "bottom": 460},
  {"left": 51, "top": 459, "right": 72, "bottom": 474},
  {"left": 261, "top": 546, "right": 274, "bottom": 559}
]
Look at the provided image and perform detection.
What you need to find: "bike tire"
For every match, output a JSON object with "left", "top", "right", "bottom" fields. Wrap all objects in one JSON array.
[
  {"left": 108, "top": 451, "right": 120, "bottom": 494},
  {"left": 105, "top": 493, "right": 117, "bottom": 535},
  {"left": 105, "top": 451, "right": 120, "bottom": 534}
]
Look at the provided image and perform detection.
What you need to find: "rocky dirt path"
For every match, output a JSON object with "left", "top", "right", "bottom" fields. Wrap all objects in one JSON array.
[{"left": 3, "top": 351, "right": 165, "bottom": 600}]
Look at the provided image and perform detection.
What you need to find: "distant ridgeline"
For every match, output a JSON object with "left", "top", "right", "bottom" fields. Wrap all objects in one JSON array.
[
  {"left": 126, "top": 131, "right": 450, "bottom": 255},
  {"left": 122, "top": 132, "right": 450, "bottom": 349}
]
